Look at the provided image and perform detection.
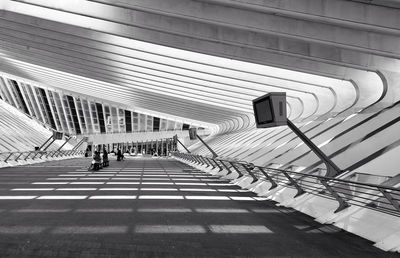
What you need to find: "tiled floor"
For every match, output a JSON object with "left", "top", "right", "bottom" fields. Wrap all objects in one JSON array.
[{"left": 0, "top": 157, "right": 396, "bottom": 257}]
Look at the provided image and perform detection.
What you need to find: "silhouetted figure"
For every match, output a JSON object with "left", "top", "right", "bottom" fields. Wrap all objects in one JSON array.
[
  {"left": 93, "top": 151, "right": 101, "bottom": 170},
  {"left": 117, "top": 149, "right": 124, "bottom": 161},
  {"left": 103, "top": 149, "right": 109, "bottom": 167}
]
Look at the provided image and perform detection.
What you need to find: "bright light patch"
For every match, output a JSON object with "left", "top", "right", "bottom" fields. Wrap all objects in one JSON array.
[
  {"left": 47, "top": 178, "right": 76, "bottom": 180},
  {"left": 37, "top": 195, "right": 87, "bottom": 200},
  {"left": 52, "top": 226, "right": 128, "bottom": 234},
  {"left": 0, "top": 226, "right": 46, "bottom": 234},
  {"left": 169, "top": 175, "right": 194, "bottom": 178},
  {"left": 76, "top": 208, "right": 133, "bottom": 213},
  {"left": 32, "top": 182, "right": 68, "bottom": 185},
  {"left": 179, "top": 188, "right": 216, "bottom": 192},
  {"left": 107, "top": 182, "right": 140, "bottom": 185},
  {"left": 174, "top": 179, "right": 200, "bottom": 181},
  {"left": 141, "top": 182, "right": 173, "bottom": 185},
  {"left": 11, "top": 188, "right": 54, "bottom": 191},
  {"left": 209, "top": 225, "right": 272, "bottom": 233},
  {"left": 343, "top": 113, "right": 358, "bottom": 122},
  {"left": 138, "top": 195, "right": 184, "bottom": 200},
  {"left": 185, "top": 196, "right": 229, "bottom": 200},
  {"left": 89, "top": 195, "right": 137, "bottom": 199},
  {"left": 0, "top": 196, "right": 37, "bottom": 199},
  {"left": 195, "top": 208, "right": 249, "bottom": 213},
  {"left": 70, "top": 182, "right": 104, "bottom": 185},
  {"left": 137, "top": 208, "right": 191, "bottom": 213},
  {"left": 99, "top": 188, "right": 138, "bottom": 191},
  {"left": 12, "top": 209, "right": 71, "bottom": 213},
  {"left": 82, "top": 178, "right": 110, "bottom": 180},
  {"left": 140, "top": 188, "right": 178, "bottom": 191},
  {"left": 56, "top": 188, "right": 97, "bottom": 191},
  {"left": 317, "top": 138, "right": 334, "bottom": 148},
  {"left": 135, "top": 225, "right": 206, "bottom": 233},
  {"left": 112, "top": 178, "right": 141, "bottom": 181},
  {"left": 141, "top": 178, "right": 170, "bottom": 181},
  {"left": 88, "top": 174, "right": 114, "bottom": 176}
]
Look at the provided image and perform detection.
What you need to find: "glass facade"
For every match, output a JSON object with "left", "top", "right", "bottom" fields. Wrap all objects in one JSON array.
[
  {"left": 0, "top": 75, "right": 194, "bottom": 135},
  {"left": 47, "top": 90, "right": 62, "bottom": 131},
  {"left": 26, "top": 84, "right": 45, "bottom": 123}
]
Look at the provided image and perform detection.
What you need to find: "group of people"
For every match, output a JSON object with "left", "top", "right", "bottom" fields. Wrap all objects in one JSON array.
[
  {"left": 89, "top": 149, "right": 109, "bottom": 171},
  {"left": 89, "top": 148, "right": 126, "bottom": 171},
  {"left": 116, "top": 149, "right": 124, "bottom": 161}
]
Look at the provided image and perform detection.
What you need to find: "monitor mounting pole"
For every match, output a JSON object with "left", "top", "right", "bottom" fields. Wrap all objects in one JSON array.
[
  {"left": 196, "top": 134, "right": 218, "bottom": 159},
  {"left": 287, "top": 120, "right": 341, "bottom": 177},
  {"left": 175, "top": 135, "right": 191, "bottom": 153}
]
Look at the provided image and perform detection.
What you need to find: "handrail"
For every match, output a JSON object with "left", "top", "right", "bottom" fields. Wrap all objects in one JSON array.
[
  {"left": 0, "top": 150, "right": 85, "bottom": 164},
  {"left": 173, "top": 152, "right": 400, "bottom": 216}
]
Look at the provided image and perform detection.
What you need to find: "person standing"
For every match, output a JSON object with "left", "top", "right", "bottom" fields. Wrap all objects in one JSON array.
[{"left": 103, "top": 149, "right": 109, "bottom": 167}]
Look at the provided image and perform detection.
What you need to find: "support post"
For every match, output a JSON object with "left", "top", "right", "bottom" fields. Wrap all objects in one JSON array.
[
  {"left": 175, "top": 135, "right": 191, "bottom": 153},
  {"left": 52, "top": 137, "right": 72, "bottom": 157},
  {"left": 320, "top": 179, "right": 350, "bottom": 213},
  {"left": 199, "top": 156, "right": 210, "bottom": 167},
  {"left": 196, "top": 134, "right": 218, "bottom": 159},
  {"left": 38, "top": 135, "right": 53, "bottom": 150},
  {"left": 241, "top": 163, "right": 258, "bottom": 183},
  {"left": 282, "top": 171, "right": 305, "bottom": 197},
  {"left": 378, "top": 187, "right": 400, "bottom": 212},
  {"left": 258, "top": 167, "right": 278, "bottom": 190},
  {"left": 212, "top": 159, "right": 223, "bottom": 171},
  {"left": 4, "top": 153, "right": 13, "bottom": 163},
  {"left": 72, "top": 138, "right": 85, "bottom": 151},
  {"left": 42, "top": 138, "right": 56, "bottom": 151},
  {"left": 205, "top": 157, "right": 215, "bottom": 169},
  {"left": 287, "top": 120, "right": 341, "bottom": 177},
  {"left": 220, "top": 160, "right": 233, "bottom": 175},
  {"left": 32, "top": 150, "right": 44, "bottom": 159},
  {"left": 41, "top": 151, "right": 49, "bottom": 158},
  {"left": 24, "top": 152, "right": 33, "bottom": 161},
  {"left": 14, "top": 152, "right": 24, "bottom": 162},
  {"left": 229, "top": 162, "right": 244, "bottom": 177},
  {"left": 193, "top": 155, "right": 202, "bottom": 165}
]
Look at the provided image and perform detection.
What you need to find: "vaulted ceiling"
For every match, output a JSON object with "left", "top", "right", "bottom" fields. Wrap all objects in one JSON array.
[{"left": 1, "top": 0, "right": 398, "bottom": 129}]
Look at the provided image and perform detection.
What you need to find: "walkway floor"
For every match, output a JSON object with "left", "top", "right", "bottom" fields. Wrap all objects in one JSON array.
[{"left": 0, "top": 157, "right": 397, "bottom": 257}]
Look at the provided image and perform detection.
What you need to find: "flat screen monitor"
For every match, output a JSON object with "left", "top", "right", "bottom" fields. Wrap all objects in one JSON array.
[
  {"left": 189, "top": 128, "right": 197, "bottom": 140},
  {"left": 53, "top": 131, "right": 64, "bottom": 140},
  {"left": 254, "top": 96, "right": 274, "bottom": 125},
  {"left": 252, "top": 92, "right": 287, "bottom": 128}
]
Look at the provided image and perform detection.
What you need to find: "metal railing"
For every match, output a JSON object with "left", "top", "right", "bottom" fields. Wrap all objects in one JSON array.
[
  {"left": 174, "top": 152, "right": 400, "bottom": 217},
  {"left": 0, "top": 149, "right": 86, "bottom": 164}
]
